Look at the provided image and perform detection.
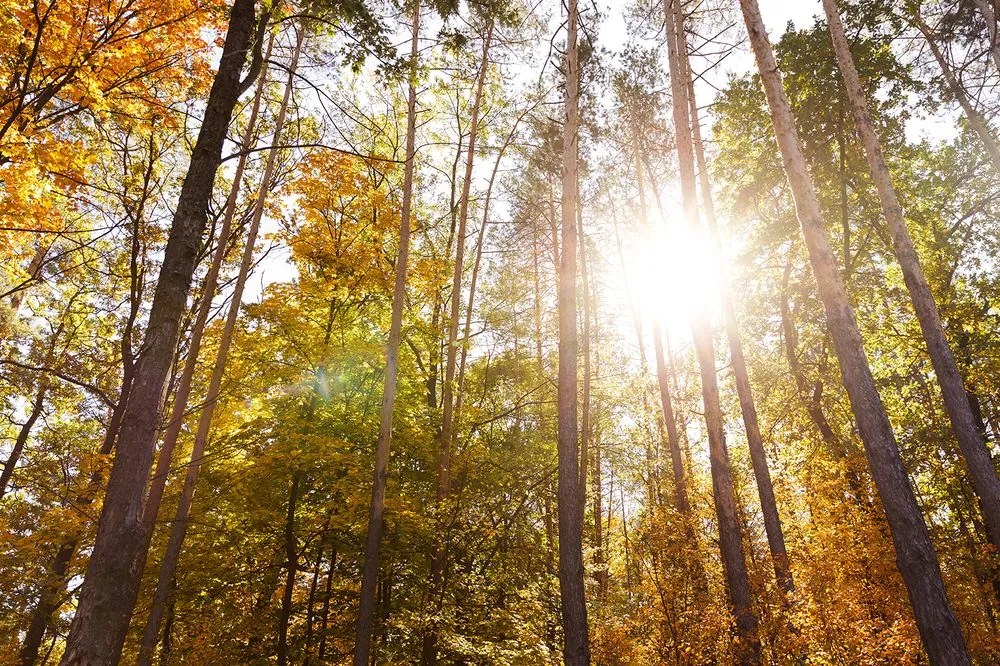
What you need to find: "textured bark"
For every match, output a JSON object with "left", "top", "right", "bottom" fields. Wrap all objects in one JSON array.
[
  {"left": 59, "top": 2, "right": 259, "bottom": 663},
  {"left": 556, "top": 0, "right": 590, "bottom": 660},
  {"left": 136, "top": 30, "right": 301, "bottom": 665},
  {"left": 825, "top": 0, "right": 1000, "bottom": 557},
  {"left": 682, "top": 37, "right": 793, "bottom": 594},
  {"left": 423, "top": 26, "right": 494, "bottom": 661},
  {"left": 578, "top": 196, "right": 592, "bottom": 515},
  {"left": 739, "top": 0, "right": 970, "bottom": 662},
  {"left": 141, "top": 31, "right": 273, "bottom": 541},
  {"left": 665, "top": 2, "right": 760, "bottom": 661},
  {"left": 353, "top": 5, "right": 420, "bottom": 663}
]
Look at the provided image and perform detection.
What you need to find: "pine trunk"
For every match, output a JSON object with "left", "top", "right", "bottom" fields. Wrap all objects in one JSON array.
[
  {"left": 825, "top": 0, "right": 1000, "bottom": 558},
  {"left": 665, "top": 2, "right": 760, "bottom": 661},
  {"left": 739, "top": 0, "right": 970, "bottom": 662},
  {"left": 556, "top": 0, "right": 589, "bottom": 661},
  {"left": 682, "top": 34, "right": 793, "bottom": 594}
]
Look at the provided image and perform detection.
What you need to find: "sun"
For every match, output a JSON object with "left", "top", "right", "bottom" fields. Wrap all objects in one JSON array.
[{"left": 626, "top": 217, "right": 723, "bottom": 340}]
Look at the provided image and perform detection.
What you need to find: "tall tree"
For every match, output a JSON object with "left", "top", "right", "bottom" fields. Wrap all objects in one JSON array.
[
  {"left": 354, "top": 2, "right": 421, "bottom": 662},
  {"left": 136, "top": 27, "right": 304, "bottom": 664},
  {"left": 825, "top": 0, "right": 1000, "bottom": 580},
  {"left": 59, "top": 1, "right": 265, "bottom": 662},
  {"left": 738, "top": 0, "right": 971, "bottom": 662},
  {"left": 556, "top": 0, "right": 590, "bottom": 661},
  {"left": 423, "top": 20, "right": 494, "bottom": 663},
  {"left": 681, "top": 23, "right": 793, "bottom": 595},
  {"left": 664, "top": 2, "right": 759, "bottom": 661}
]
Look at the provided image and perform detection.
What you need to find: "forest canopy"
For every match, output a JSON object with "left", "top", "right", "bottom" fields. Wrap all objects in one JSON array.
[{"left": 1, "top": 0, "right": 1000, "bottom": 663}]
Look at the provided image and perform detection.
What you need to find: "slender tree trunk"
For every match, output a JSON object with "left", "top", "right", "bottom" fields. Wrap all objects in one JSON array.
[
  {"left": 303, "top": 539, "right": 325, "bottom": 664},
  {"left": 0, "top": 383, "right": 46, "bottom": 500},
  {"left": 913, "top": 11, "right": 1000, "bottom": 172},
  {"left": 826, "top": 0, "right": 1000, "bottom": 558},
  {"left": 277, "top": 471, "right": 302, "bottom": 666},
  {"left": 422, "top": 22, "right": 493, "bottom": 665},
  {"left": 665, "top": 3, "right": 760, "bottom": 661},
  {"left": 59, "top": 2, "right": 261, "bottom": 662},
  {"left": 635, "top": 147, "right": 689, "bottom": 516},
  {"left": 135, "top": 29, "right": 302, "bottom": 665},
  {"left": 739, "top": 1, "right": 970, "bottom": 662},
  {"left": 353, "top": 5, "right": 421, "bottom": 663},
  {"left": 556, "top": 0, "right": 589, "bottom": 660},
  {"left": 578, "top": 197, "right": 592, "bottom": 516},
  {"left": 681, "top": 37, "right": 793, "bottom": 595},
  {"left": 318, "top": 545, "right": 336, "bottom": 661},
  {"left": 141, "top": 31, "right": 273, "bottom": 538}
]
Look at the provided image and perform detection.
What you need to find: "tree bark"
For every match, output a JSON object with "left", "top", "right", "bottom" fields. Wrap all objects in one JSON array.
[
  {"left": 556, "top": 0, "right": 590, "bottom": 660},
  {"left": 739, "top": 0, "right": 970, "bottom": 662},
  {"left": 825, "top": 0, "right": 1000, "bottom": 561},
  {"left": 353, "top": 4, "right": 421, "bottom": 663},
  {"left": 135, "top": 29, "right": 302, "bottom": 664},
  {"left": 59, "top": 2, "right": 260, "bottom": 662},
  {"left": 665, "top": 2, "right": 760, "bottom": 661},
  {"left": 141, "top": 30, "right": 273, "bottom": 541},
  {"left": 682, "top": 35, "right": 793, "bottom": 595},
  {"left": 277, "top": 471, "right": 301, "bottom": 666}
]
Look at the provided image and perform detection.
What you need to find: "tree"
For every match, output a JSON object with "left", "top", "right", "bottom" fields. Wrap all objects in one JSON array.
[{"left": 737, "top": 0, "right": 971, "bottom": 662}]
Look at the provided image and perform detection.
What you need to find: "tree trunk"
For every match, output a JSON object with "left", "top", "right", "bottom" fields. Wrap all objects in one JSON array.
[
  {"left": 739, "top": 0, "right": 970, "bottom": 662},
  {"left": 556, "top": 0, "right": 589, "bottom": 660},
  {"left": 0, "top": 383, "right": 46, "bottom": 501},
  {"left": 277, "top": 471, "right": 301, "bottom": 666},
  {"left": 135, "top": 29, "right": 302, "bottom": 665},
  {"left": 826, "top": 0, "right": 1000, "bottom": 561},
  {"left": 59, "top": 2, "right": 260, "bottom": 662},
  {"left": 682, "top": 36, "right": 793, "bottom": 595},
  {"left": 353, "top": 4, "right": 421, "bottom": 663},
  {"left": 973, "top": 0, "right": 1000, "bottom": 75},
  {"left": 913, "top": 10, "right": 1000, "bottom": 172},
  {"left": 141, "top": 30, "right": 273, "bottom": 540},
  {"left": 318, "top": 545, "right": 336, "bottom": 661},
  {"left": 423, "top": 22, "right": 493, "bottom": 665},
  {"left": 665, "top": 3, "right": 760, "bottom": 661},
  {"left": 578, "top": 194, "right": 592, "bottom": 517}
]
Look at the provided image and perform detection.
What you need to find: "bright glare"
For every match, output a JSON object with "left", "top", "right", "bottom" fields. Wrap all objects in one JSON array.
[{"left": 627, "top": 217, "right": 723, "bottom": 338}]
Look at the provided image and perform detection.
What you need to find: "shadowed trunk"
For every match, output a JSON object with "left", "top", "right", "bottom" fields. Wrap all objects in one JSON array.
[{"left": 59, "top": 2, "right": 261, "bottom": 662}]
